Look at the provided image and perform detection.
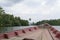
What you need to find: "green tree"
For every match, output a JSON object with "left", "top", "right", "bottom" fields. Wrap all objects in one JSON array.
[{"left": 0, "top": 7, "right": 29, "bottom": 27}]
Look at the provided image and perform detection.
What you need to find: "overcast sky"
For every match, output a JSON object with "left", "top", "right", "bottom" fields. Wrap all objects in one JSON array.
[{"left": 0, "top": 0, "right": 60, "bottom": 22}]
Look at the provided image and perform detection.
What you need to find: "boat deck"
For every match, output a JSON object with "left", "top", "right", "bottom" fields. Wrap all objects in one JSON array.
[{"left": 1, "top": 28, "right": 59, "bottom": 40}]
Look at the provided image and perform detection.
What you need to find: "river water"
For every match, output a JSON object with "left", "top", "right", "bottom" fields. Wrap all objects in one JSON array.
[
  {"left": 53, "top": 26, "right": 60, "bottom": 31},
  {"left": 0, "top": 26, "right": 35, "bottom": 33},
  {"left": 0, "top": 26, "right": 60, "bottom": 33}
]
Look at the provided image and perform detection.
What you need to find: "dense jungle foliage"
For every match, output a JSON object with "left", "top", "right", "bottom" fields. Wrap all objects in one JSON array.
[
  {"left": 0, "top": 7, "right": 29, "bottom": 27},
  {"left": 35, "top": 19, "right": 60, "bottom": 25}
]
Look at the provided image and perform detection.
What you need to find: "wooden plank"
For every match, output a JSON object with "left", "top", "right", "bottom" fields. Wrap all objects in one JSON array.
[{"left": 1, "top": 29, "right": 57, "bottom": 40}]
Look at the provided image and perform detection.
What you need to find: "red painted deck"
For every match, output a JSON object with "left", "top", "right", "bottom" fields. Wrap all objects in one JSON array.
[
  {"left": 0, "top": 29, "right": 59, "bottom": 40},
  {"left": 0, "top": 26, "right": 60, "bottom": 40}
]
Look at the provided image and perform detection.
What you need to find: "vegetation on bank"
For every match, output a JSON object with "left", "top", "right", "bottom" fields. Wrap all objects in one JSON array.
[
  {"left": 34, "top": 19, "right": 60, "bottom": 25},
  {"left": 0, "top": 7, "right": 60, "bottom": 27},
  {"left": 0, "top": 7, "right": 29, "bottom": 27}
]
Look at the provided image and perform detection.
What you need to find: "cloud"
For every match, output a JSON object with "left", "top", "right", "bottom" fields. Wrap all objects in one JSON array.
[
  {"left": 45, "top": 0, "right": 57, "bottom": 6},
  {"left": 23, "top": 0, "right": 41, "bottom": 8},
  {"left": 0, "top": 0, "right": 23, "bottom": 7},
  {"left": 0, "top": 0, "right": 60, "bottom": 22}
]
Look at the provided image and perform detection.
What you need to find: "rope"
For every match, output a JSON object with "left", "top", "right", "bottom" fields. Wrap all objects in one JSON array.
[{"left": 48, "top": 29, "right": 54, "bottom": 40}]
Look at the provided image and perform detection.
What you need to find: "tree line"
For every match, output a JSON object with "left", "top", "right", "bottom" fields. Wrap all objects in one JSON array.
[
  {"left": 34, "top": 19, "right": 60, "bottom": 25},
  {"left": 0, "top": 7, "right": 29, "bottom": 27}
]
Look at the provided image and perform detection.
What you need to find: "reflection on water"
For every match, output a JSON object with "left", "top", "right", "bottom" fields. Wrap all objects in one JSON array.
[
  {"left": 0, "top": 27, "right": 13, "bottom": 33},
  {"left": 0, "top": 26, "right": 60, "bottom": 33},
  {"left": 0, "top": 26, "right": 35, "bottom": 33},
  {"left": 53, "top": 26, "right": 60, "bottom": 31}
]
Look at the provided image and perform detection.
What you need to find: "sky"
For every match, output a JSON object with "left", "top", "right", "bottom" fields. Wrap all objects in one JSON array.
[{"left": 0, "top": 0, "right": 60, "bottom": 22}]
